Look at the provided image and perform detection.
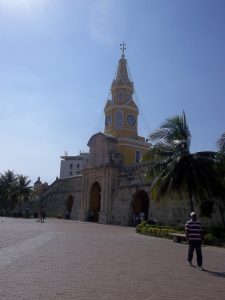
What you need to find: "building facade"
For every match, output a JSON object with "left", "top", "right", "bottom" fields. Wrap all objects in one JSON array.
[
  {"left": 40, "top": 50, "right": 220, "bottom": 226},
  {"left": 60, "top": 151, "right": 89, "bottom": 179}
]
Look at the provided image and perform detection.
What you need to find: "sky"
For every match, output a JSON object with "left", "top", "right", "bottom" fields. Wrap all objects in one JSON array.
[{"left": 0, "top": 0, "right": 224, "bottom": 185}]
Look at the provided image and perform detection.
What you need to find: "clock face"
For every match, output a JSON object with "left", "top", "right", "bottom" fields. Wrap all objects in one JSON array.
[
  {"left": 127, "top": 114, "right": 136, "bottom": 126},
  {"left": 105, "top": 115, "right": 112, "bottom": 126}
]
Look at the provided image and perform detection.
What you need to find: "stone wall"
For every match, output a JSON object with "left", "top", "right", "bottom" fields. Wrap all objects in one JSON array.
[
  {"left": 40, "top": 176, "right": 82, "bottom": 219},
  {"left": 40, "top": 163, "right": 224, "bottom": 227},
  {"left": 110, "top": 165, "right": 151, "bottom": 226}
]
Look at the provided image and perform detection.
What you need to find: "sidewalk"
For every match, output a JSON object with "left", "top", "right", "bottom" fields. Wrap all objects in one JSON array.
[{"left": 0, "top": 218, "right": 224, "bottom": 300}]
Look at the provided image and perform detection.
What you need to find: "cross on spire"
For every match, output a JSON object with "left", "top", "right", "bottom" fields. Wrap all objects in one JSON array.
[{"left": 120, "top": 42, "right": 126, "bottom": 57}]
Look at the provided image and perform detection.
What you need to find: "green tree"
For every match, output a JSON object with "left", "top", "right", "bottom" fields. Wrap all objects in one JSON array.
[
  {"left": 16, "top": 175, "right": 32, "bottom": 216},
  {"left": 143, "top": 112, "right": 223, "bottom": 213},
  {"left": 0, "top": 170, "right": 18, "bottom": 214},
  {"left": 217, "top": 132, "right": 225, "bottom": 153},
  {"left": 214, "top": 132, "right": 225, "bottom": 227},
  {"left": 0, "top": 171, "right": 32, "bottom": 216}
]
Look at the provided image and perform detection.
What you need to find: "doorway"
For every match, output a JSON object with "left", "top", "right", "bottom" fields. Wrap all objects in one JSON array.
[
  {"left": 89, "top": 182, "right": 101, "bottom": 222},
  {"left": 132, "top": 190, "right": 149, "bottom": 226},
  {"left": 65, "top": 195, "right": 74, "bottom": 219}
]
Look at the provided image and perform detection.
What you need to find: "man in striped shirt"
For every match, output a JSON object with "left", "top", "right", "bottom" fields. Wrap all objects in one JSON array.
[{"left": 185, "top": 212, "right": 204, "bottom": 270}]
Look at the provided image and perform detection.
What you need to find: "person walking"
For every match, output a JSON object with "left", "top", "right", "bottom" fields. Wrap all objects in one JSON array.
[
  {"left": 40, "top": 209, "right": 46, "bottom": 223},
  {"left": 185, "top": 212, "right": 204, "bottom": 271},
  {"left": 36, "top": 209, "right": 41, "bottom": 222}
]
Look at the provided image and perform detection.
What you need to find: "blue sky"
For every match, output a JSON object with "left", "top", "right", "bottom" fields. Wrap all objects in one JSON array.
[{"left": 0, "top": 0, "right": 224, "bottom": 185}]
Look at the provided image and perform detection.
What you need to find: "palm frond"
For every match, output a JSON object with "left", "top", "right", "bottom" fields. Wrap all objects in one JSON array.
[
  {"left": 145, "top": 113, "right": 225, "bottom": 213},
  {"left": 217, "top": 132, "right": 225, "bottom": 153},
  {"left": 148, "top": 112, "right": 191, "bottom": 152}
]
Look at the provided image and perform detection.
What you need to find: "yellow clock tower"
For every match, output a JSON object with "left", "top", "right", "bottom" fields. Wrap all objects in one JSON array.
[{"left": 104, "top": 44, "right": 150, "bottom": 165}]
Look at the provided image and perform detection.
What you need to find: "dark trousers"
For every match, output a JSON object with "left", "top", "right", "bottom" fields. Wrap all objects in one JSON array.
[{"left": 188, "top": 241, "right": 202, "bottom": 266}]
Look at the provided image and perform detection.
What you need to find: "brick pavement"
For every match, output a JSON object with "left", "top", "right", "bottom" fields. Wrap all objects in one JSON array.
[{"left": 0, "top": 217, "right": 224, "bottom": 300}]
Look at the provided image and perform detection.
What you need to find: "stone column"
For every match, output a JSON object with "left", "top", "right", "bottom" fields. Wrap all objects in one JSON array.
[{"left": 78, "top": 176, "right": 89, "bottom": 221}]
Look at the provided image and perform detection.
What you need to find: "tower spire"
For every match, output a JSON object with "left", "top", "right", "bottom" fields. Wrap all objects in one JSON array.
[
  {"left": 103, "top": 47, "right": 150, "bottom": 166},
  {"left": 114, "top": 42, "right": 130, "bottom": 84},
  {"left": 120, "top": 42, "right": 126, "bottom": 58}
]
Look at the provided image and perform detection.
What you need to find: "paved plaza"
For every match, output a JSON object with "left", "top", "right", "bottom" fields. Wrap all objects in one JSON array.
[{"left": 0, "top": 218, "right": 224, "bottom": 300}]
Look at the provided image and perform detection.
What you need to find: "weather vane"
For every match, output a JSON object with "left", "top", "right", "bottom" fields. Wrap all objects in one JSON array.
[{"left": 120, "top": 42, "right": 126, "bottom": 56}]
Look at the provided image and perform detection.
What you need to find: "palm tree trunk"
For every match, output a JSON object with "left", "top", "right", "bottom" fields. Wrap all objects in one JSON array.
[{"left": 189, "top": 192, "right": 194, "bottom": 212}]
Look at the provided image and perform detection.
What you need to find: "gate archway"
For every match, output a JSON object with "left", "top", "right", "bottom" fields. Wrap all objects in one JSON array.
[
  {"left": 65, "top": 195, "right": 74, "bottom": 219},
  {"left": 89, "top": 182, "right": 101, "bottom": 222},
  {"left": 132, "top": 190, "right": 149, "bottom": 225}
]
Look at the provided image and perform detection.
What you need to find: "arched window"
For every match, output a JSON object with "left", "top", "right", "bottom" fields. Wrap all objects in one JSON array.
[
  {"left": 118, "top": 91, "right": 123, "bottom": 101},
  {"left": 114, "top": 109, "right": 124, "bottom": 128}
]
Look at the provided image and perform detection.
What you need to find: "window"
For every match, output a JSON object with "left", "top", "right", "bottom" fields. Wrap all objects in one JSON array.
[
  {"left": 118, "top": 91, "right": 123, "bottom": 101},
  {"left": 77, "top": 163, "right": 80, "bottom": 169},
  {"left": 69, "top": 171, "right": 72, "bottom": 176},
  {"left": 114, "top": 109, "right": 124, "bottom": 128},
  {"left": 135, "top": 150, "right": 142, "bottom": 163},
  {"left": 70, "top": 164, "right": 73, "bottom": 169}
]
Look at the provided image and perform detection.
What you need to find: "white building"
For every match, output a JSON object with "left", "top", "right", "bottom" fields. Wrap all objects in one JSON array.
[{"left": 60, "top": 151, "right": 89, "bottom": 179}]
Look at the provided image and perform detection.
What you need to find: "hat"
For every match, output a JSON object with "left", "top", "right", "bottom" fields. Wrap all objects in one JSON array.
[{"left": 190, "top": 212, "right": 197, "bottom": 217}]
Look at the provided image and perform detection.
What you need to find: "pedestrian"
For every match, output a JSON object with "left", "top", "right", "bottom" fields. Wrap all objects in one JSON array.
[
  {"left": 36, "top": 209, "right": 41, "bottom": 222},
  {"left": 40, "top": 209, "right": 46, "bottom": 223},
  {"left": 133, "top": 212, "right": 140, "bottom": 226},
  {"left": 185, "top": 212, "right": 204, "bottom": 271},
  {"left": 140, "top": 212, "right": 145, "bottom": 222}
]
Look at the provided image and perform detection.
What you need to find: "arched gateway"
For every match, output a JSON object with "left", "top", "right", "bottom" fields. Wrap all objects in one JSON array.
[
  {"left": 132, "top": 190, "right": 149, "bottom": 225},
  {"left": 65, "top": 195, "right": 74, "bottom": 219},
  {"left": 89, "top": 182, "right": 101, "bottom": 222}
]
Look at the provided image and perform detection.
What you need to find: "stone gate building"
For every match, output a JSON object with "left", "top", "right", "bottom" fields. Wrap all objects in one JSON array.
[{"left": 40, "top": 49, "right": 209, "bottom": 226}]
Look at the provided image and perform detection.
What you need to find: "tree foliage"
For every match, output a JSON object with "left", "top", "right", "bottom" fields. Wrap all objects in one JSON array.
[
  {"left": 0, "top": 170, "right": 32, "bottom": 215},
  {"left": 214, "top": 132, "right": 225, "bottom": 226},
  {"left": 217, "top": 132, "right": 225, "bottom": 154},
  {"left": 143, "top": 112, "right": 224, "bottom": 214}
]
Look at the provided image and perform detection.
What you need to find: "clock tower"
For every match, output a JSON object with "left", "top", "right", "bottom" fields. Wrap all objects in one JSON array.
[
  {"left": 104, "top": 44, "right": 138, "bottom": 138},
  {"left": 104, "top": 44, "right": 150, "bottom": 165}
]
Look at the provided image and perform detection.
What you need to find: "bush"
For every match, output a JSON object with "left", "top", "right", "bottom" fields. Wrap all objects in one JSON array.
[
  {"left": 205, "top": 226, "right": 225, "bottom": 239},
  {"left": 136, "top": 221, "right": 180, "bottom": 239},
  {"left": 136, "top": 222, "right": 225, "bottom": 247},
  {"left": 204, "top": 233, "right": 218, "bottom": 246}
]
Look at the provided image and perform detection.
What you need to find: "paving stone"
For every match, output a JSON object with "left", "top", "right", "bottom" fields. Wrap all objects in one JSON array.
[{"left": 0, "top": 217, "right": 224, "bottom": 299}]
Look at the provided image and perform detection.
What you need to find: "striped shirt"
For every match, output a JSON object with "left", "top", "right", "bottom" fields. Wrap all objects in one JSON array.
[{"left": 185, "top": 220, "right": 203, "bottom": 241}]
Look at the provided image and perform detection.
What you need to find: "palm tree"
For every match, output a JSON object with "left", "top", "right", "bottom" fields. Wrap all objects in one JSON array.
[
  {"left": 143, "top": 112, "right": 223, "bottom": 213},
  {"left": 214, "top": 132, "right": 225, "bottom": 226},
  {"left": 0, "top": 170, "right": 18, "bottom": 214},
  {"left": 0, "top": 171, "right": 32, "bottom": 216},
  {"left": 16, "top": 175, "right": 32, "bottom": 216},
  {"left": 217, "top": 132, "right": 225, "bottom": 153}
]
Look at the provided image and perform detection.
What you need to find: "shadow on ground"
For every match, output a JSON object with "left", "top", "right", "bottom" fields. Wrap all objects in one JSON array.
[{"left": 204, "top": 270, "right": 225, "bottom": 278}]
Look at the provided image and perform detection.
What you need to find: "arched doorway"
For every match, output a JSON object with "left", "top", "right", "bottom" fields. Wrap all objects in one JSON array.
[
  {"left": 89, "top": 182, "right": 101, "bottom": 222},
  {"left": 65, "top": 195, "right": 74, "bottom": 219},
  {"left": 132, "top": 190, "right": 149, "bottom": 226}
]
